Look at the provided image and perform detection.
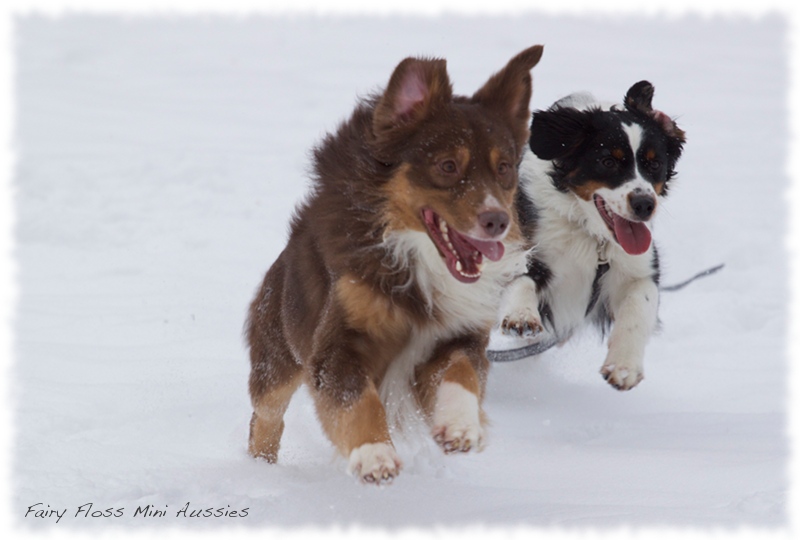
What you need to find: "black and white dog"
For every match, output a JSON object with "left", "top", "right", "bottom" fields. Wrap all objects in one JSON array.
[{"left": 500, "top": 81, "right": 686, "bottom": 390}]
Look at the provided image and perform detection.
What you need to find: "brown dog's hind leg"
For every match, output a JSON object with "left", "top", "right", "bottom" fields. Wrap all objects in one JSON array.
[
  {"left": 246, "top": 259, "right": 303, "bottom": 463},
  {"left": 248, "top": 371, "right": 302, "bottom": 463}
]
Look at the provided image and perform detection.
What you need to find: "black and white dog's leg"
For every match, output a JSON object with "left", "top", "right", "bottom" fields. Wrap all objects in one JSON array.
[
  {"left": 600, "top": 278, "right": 658, "bottom": 390},
  {"left": 499, "top": 276, "right": 544, "bottom": 339}
]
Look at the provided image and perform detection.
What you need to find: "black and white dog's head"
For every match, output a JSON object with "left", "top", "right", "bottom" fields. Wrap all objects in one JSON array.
[{"left": 529, "top": 81, "right": 685, "bottom": 255}]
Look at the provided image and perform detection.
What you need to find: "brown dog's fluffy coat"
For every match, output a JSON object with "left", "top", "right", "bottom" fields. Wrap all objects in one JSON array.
[{"left": 246, "top": 46, "right": 543, "bottom": 484}]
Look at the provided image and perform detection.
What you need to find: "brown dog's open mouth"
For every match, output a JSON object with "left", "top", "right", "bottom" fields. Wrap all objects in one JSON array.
[
  {"left": 421, "top": 208, "right": 504, "bottom": 283},
  {"left": 593, "top": 195, "right": 651, "bottom": 255}
]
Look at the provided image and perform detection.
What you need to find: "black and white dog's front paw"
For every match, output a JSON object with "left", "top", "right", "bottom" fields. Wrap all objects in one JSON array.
[
  {"left": 499, "top": 276, "right": 544, "bottom": 339},
  {"left": 501, "top": 309, "right": 544, "bottom": 338},
  {"left": 600, "top": 354, "right": 644, "bottom": 390},
  {"left": 599, "top": 279, "right": 657, "bottom": 391}
]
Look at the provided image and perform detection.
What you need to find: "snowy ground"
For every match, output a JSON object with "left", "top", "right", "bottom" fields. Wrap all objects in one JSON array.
[{"left": 10, "top": 12, "right": 790, "bottom": 531}]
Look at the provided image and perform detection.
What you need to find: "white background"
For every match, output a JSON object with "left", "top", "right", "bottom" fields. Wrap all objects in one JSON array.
[{"left": 2, "top": 1, "right": 799, "bottom": 539}]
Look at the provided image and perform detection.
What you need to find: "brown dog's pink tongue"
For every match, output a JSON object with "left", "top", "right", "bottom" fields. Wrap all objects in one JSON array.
[
  {"left": 465, "top": 237, "right": 505, "bottom": 261},
  {"left": 612, "top": 215, "right": 651, "bottom": 255}
]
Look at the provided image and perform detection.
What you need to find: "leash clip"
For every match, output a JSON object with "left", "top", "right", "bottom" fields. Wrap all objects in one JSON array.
[{"left": 596, "top": 238, "right": 610, "bottom": 266}]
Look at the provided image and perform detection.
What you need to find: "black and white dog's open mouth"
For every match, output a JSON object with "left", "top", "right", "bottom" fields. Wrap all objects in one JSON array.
[{"left": 593, "top": 195, "right": 652, "bottom": 255}]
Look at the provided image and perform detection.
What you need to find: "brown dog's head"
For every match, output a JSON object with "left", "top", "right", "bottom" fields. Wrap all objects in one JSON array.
[{"left": 372, "top": 46, "right": 543, "bottom": 283}]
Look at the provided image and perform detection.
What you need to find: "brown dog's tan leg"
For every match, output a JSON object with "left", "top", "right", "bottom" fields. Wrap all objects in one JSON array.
[
  {"left": 248, "top": 373, "right": 303, "bottom": 462},
  {"left": 415, "top": 337, "right": 489, "bottom": 453},
  {"left": 246, "top": 257, "right": 305, "bottom": 463},
  {"left": 311, "top": 379, "right": 401, "bottom": 484}
]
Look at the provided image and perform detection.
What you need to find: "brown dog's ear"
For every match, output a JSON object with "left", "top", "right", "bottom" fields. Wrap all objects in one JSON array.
[
  {"left": 373, "top": 57, "right": 452, "bottom": 139},
  {"left": 472, "top": 45, "right": 544, "bottom": 150}
]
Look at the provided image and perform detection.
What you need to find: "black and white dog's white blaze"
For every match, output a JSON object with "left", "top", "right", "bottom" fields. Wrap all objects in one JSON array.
[{"left": 501, "top": 81, "right": 686, "bottom": 390}]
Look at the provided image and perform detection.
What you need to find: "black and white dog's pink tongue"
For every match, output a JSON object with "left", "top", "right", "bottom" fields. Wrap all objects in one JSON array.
[
  {"left": 465, "top": 237, "right": 505, "bottom": 261},
  {"left": 612, "top": 214, "right": 652, "bottom": 255}
]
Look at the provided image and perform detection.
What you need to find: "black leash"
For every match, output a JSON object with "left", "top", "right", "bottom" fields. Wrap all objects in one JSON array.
[
  {"left": 659, "top": 263, "right": 725, "bottom": 292},
  {"left": 487, "top": 263, "right": 725, "bottom": 363},
  {"left": 487, "top": 337, "right": 560, "bottom": 363}
]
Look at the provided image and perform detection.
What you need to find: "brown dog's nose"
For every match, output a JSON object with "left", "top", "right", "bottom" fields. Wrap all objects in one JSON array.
[{"left": 478, "top": 210, "right": 509, "bottom": 238}]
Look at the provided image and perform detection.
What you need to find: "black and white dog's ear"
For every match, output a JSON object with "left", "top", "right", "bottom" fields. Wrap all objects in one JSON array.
[
  {"left": 624, "top": 80, "right": 656, "bottom": 115},
  {"left": 624, "top": 80, "right": 686, "bottom": 143},
  {"left": 529, "top": 107, "right": 594, "bottom": 161}
]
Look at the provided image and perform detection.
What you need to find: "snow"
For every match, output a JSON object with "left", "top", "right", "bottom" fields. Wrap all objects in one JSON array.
[{"left": 8, "top": 10, "right": 791, "bottom": 533}]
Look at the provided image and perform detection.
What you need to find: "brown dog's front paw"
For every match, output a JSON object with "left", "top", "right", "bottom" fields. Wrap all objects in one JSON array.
[
  {"left": 347, "top": 442, "right": 402, "bottom": 485},
  {"left": 432, "top": 382, "right": 485, "bottom": 454},
  {"left": 432, "top": 424, "right": 483, "bottom": 454}
]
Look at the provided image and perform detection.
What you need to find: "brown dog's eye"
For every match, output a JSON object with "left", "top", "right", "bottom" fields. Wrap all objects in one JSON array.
[
  {"left": 497, "top": 161, "right": 516, "bottom": 189},
  {"left": 440, "top": 160, "right": 458, "bottom": 174}
]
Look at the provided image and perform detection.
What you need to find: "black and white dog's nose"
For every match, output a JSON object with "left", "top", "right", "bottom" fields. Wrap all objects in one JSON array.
[{"left": 628, "top": 192, "right": 656, "bottom": 221}]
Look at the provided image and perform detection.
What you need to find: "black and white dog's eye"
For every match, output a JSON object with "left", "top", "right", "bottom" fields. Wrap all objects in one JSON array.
[
  {"left": 600, "top": 157, "right": 616, "bottom": 168},
  {"left": 647, "top": 160, "right": 662, "bottom": 171}
]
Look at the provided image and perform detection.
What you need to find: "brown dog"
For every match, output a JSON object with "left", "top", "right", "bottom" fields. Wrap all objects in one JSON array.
[{"left": 246, "top": 46, "right": 543, "bottom": 484}]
